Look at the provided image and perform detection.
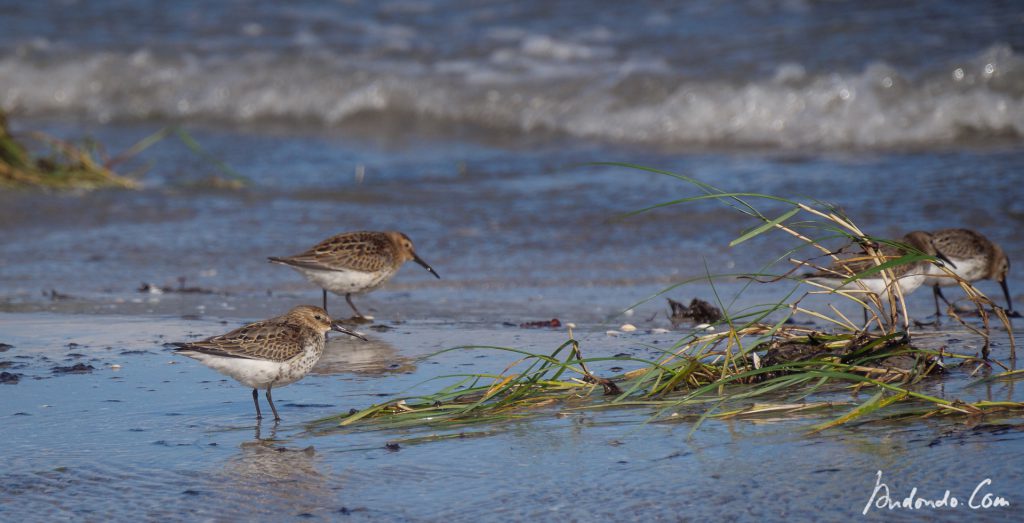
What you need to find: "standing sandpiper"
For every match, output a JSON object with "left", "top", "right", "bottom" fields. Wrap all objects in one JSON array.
[
  {"left": 805, "top": 231, "right": 943, "bottom": 300},
  {"left": 174, "top": 305, "right": 366, "bottom": 421},
  {"left": 924, "top": 228, "right": 1015, "bottom": 317},
  {"left": 269, "top": 231, "right": 440, "bottom": 321}
]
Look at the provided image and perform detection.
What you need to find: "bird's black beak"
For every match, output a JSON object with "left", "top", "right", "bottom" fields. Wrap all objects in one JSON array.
[
  {"left": 999, "top": 278, "right": 1019, "bottom": 317},
  {"left": 331, "top": 322, "right": 368, "bottom": 341},
  {"left": 413, "top": 252, "right": 441, "bottom": 279},
  {"left": 935, "top": 250, "right": 957, "bottom": 270}
]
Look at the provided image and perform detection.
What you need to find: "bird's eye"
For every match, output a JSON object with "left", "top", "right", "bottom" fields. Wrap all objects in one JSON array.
[{"left": 315, "top": 315, "right": 322, "bottom": 320}]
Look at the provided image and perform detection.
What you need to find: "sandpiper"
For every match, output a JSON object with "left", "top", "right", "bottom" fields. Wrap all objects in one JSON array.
[
  {"left": 923, "top": 228, "right": 1014, "bottom": 317},
  {"left": 269, "top": 231, "right": 440, "bottom": 321},
  {"left": 173, "top": 305, "right": 367, "bottom": 421},
  {"left": 805, "top": 231, "right": 943, "bottom": 300}
]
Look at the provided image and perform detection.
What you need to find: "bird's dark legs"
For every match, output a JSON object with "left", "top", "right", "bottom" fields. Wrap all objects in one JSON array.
[
  {"left": 322, "top": 289, "right": 328, "bottom": 313},
  {"left": 345, "top": 293, "right": 366, "bottom": 319},
  {"left": 266, "top": 387, "right": 281, "bottom": 421},
  {"left": 933, "top": 285, "right": 952, "bottom": 317},
  {"left": 252, "top": 388, "right": 262, "bottom": 420}
]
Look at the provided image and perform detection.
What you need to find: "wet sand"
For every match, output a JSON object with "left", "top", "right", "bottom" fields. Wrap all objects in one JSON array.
[{"left": 1, "top": 312, "right": 1021, "bottom": 520}]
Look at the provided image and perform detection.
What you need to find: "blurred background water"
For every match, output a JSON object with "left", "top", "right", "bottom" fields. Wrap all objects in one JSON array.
[{"left": 1, "top": 0, "right": 1022, "bottom": 149}]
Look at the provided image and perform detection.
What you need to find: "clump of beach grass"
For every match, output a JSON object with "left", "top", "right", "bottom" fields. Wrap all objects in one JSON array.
[
  {"left": 0, "top": 111, "right": 137, "bottom": 189},
  {"left": 311, "top": 164, "right": 1019, "bottom": 439},
  {"left": 0, "top": 111, "right": 245, "bottom": 190}
]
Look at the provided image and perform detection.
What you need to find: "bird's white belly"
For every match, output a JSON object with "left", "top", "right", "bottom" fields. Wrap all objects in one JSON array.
[
  {"left": 181, "top": 346, "right": 323, "bottom": 389},
  {"left": 812, "top": 271, "right": 926, "bottom": 296},
  {"left": 292, "top": 266, "right": 393, "bottom": 294},
  {"left": 859, "top": 273, "right": 926, "bottom": 295},
  {"left": 185, "top": 352, "right": 286, "bottom": 389},
  {"left": 925, "top": 258, "right": 985, "bottom": 286},
  {"left": 894, "top": 273, "right": 926, "bottom": 294}
]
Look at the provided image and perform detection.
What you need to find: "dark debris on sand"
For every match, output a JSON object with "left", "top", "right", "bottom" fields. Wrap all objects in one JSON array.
[
  {"left": 753, "top": 332, "right": 944, "bottom": 381},
  {"left": 0, "top": 371, "right": 20, "bottom": 384},
  {"left": 518, "top": 318, "right": 562, "bottom": 329},
  {"left": 44, "top": 289, "right": 73, "bottom": 301},
  {"left": 668, "top": 298, "right": 723, "bottom": 326},
  {"left": 52, "top": 363, "right": 96, "bottom": 374},
  {"left": 139, "top": 277, "right": 215, "bottom": 295},
  {"left": 0, "top": 343, "right": 12, "bottom": 352},
  {"left": 581, "top": 374, "right": 622, "bottom": 395}
]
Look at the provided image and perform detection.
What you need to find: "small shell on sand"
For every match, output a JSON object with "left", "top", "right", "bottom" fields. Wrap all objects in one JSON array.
[
  {"left": 605, "top": 330, "right": 621, "bottom": 337},
  {"left": 695, "top": 323, "right": 715, "bottom": 332},
  {"left": 111, "top": 364, "right": 122, "bottom": 370},
  {"left": 619, "top": 324, "right": 637, "bottom": 332},
  {"left": 649, "top": 328, "right": 670, "bottom": 334}
]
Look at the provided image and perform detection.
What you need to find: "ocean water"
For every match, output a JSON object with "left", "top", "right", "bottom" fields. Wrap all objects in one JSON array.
[
  {"left": 1, "top": 2, "right": 1023, "bottom": 520},
  {"left": 1, "top": 0, "right": 1022, "bottom": 148}
]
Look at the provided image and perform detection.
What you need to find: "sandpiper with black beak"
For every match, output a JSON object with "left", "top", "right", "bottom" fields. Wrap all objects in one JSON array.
[
  {"left": 269, "top": 231, "right": 440, "bottom": 321},
  {"left": 173, "top": 305, "right": 367, "bottom": 421}
]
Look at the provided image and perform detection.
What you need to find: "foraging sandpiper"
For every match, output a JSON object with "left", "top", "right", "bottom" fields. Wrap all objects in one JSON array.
[
  {"left": 924, "top": 228, "right": 1015, "bottom": 317},
  {"left": 174, "top": 305, "right": 366, "bottom": 421},
  {"left": 269, "top": 231, "right": 440, "bottom": 321},
  {"left": 805, "top": 231, "right": 943, "bottom": 299}
]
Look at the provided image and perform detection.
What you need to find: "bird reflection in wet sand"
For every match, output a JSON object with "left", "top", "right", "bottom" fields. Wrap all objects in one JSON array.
[
  {"left": 174, "top": 305, "right": 367, "bottom": 421},
  {"left": 216, "top": 430, "right": 333, "bottom": 518},
  {"left": 313, "top": 335, "right": 418, "bottom": 376}
]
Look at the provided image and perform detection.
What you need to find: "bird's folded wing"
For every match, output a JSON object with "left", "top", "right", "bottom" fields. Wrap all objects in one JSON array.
[
  {"left": 273, "top": 232, "right": 394, "bottom": 272},
  {"left": 931, "top": 230, "right": 986, "bottom": 259},
  {"left": 175, "top": 321, "right": 307, "bottom": 362}
]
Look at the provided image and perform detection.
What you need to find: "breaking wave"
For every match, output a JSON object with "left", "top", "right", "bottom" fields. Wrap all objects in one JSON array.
[{"left": 1, "top": 41, "right": 1022, "bottom": 149}]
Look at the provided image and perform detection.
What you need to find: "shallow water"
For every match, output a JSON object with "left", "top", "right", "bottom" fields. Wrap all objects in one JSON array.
[
  {"left": 1, "top": 124, "right": 1022, "bottom": 324},
  {"left": 1, "top": 314, "right": 1021, "bottom": 520},
  {"left": 3, "top": 1, "right": 1024, "bottom": 520}
]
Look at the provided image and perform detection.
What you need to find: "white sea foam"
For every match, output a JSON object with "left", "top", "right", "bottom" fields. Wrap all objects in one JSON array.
[{"left": 1, "top": 43, "right": 1020, "bottom": 148}]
